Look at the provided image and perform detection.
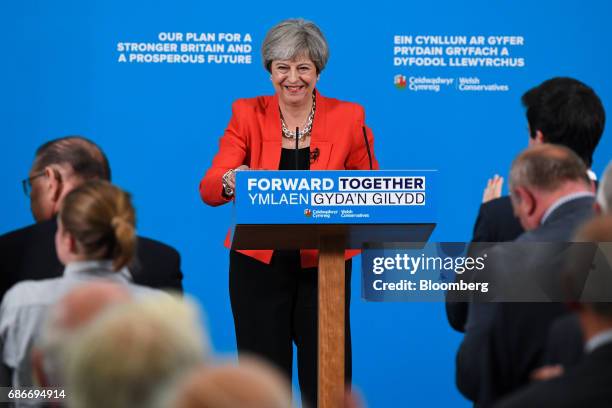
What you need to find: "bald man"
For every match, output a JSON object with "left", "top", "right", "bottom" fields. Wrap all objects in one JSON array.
[
  {"left": 457, "top": 144, "right": 596, "bottom": 406},
  {"left": 172, "top": 359, "right": 293, "bottom": 408}
]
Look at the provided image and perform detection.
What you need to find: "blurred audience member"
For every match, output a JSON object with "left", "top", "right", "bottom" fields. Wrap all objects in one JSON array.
[
  {"left": 344, "top": 388, "right": 367, "bottom": 408},
  {"left": 0, "top": 181, "right": 162, "bottom": 389},
  {"left": 65, "top": 294, "right": 208, "bottom": 408},
  {"left": 32, "top": 281, "right": 131, "bottom": 388},
  {"left": 495, "top": 216, "right": 612, "bottom": 408},
  {"left": 0, "top": 136, "right": 182, "bottom": 302},
  {"left": 169, "top": 358, "right": 368, "bottom": 408},
  {"left": 457, "top": 145, "right": 595, "bottom": 405},
  {"left": 539, "top": 160, "right": 612, "bottom": 376},
  {"left": 171, "top": 358, "right": 292, "bottom": 408}
]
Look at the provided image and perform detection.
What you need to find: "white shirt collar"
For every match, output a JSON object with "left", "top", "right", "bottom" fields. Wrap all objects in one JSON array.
[
  {"left": 63, "top": 260, "right": 132, "bottom": 281},
  {"left": 541, "top": 192, "right": 595, "bottom": 225},
  {"left": 587, "top": 169, "right": 597, "bottom": 182},
  {"left": 585, "top": 328, "right": 612, "bottom": 353}
]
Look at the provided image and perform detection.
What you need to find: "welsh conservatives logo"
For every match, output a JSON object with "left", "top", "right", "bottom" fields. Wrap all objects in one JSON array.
[
  {"left": 304, "top": 209, "right": 312, "bottom": 217},
  {"left": 394, "top": 74, "right": 407, "bottom": 89}
]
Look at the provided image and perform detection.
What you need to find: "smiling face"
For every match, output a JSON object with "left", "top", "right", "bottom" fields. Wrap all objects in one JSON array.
[{"left": 270, "top": 56, "right": 318, "bottom": 108}]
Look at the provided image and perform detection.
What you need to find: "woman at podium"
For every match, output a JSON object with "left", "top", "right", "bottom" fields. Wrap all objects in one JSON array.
[{"left": 199, "top": 18, "right": 378, "bottom": 406}]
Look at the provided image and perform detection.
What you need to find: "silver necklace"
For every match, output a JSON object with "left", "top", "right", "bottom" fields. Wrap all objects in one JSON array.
[{"left": 280, "top": 93, "right": 316, "bottom": 140}]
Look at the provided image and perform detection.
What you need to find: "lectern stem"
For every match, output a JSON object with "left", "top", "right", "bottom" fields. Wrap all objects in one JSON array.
[{"left": 318, "top": 234, "right": 346, "bottom": 408}]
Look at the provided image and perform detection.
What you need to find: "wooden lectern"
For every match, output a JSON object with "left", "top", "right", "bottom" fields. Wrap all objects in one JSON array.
[{"left": 232, "top": 170, "right": 436, "bottom": 407}]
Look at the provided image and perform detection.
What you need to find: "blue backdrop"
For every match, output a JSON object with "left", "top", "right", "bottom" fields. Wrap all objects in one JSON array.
[{"left": 2, "top": 1, "right": 611, "bottom": 406}]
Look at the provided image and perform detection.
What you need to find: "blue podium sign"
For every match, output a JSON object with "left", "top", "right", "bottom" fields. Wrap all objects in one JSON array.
[{"left": 234, "top": 170, "right": 437, "bottom": 225}]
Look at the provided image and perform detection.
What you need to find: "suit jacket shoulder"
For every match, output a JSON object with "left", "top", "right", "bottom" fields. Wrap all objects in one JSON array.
[
  {"left": 231, "top": 95, "right": 272, "bottom": 114},
  {"left": 232, "top": 93, "right": 364, "bottom": 118},
  {"left": 131, "top": 236, "right": 183, "bottom": 293},
  {"left": 320, "top": 95, "right": 363, "bottom": 114},
  {"left": 459, "top": 196, "right": 595, "bottom": 405},
  {"left": 472, "top": 196, "right": 524, "bottom": 242},
  {"left": 451, "top": 196, "right": 523, "bottom": 332},
  {"left": 495, "top": 343, "right": 612, "bottom": 408},
  {"left": 0, "top": 220, "right": 63, "bottom": 302},
  {"left": 543, "top": 313, "right": 584, "bottom": 367},
  {"left": 516, "top": 196, "right": 595, "bottom": 242}
]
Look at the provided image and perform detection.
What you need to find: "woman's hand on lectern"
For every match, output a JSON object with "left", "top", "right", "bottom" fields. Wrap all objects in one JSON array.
[{"left": 222, "top": 165, "right": 250, "bottom": 197}]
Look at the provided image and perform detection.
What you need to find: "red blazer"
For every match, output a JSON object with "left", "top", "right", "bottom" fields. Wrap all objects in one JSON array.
[{"left": 199, "top": 91, "right": 379, "bottom": 268}]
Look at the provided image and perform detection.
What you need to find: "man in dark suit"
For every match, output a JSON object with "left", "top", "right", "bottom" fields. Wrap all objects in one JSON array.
[
  {"left": 0, "top": 136, "right": 183, "bottom": 302},
  {"left": 447, "top": 77, "right": 606, "bottom": 333},
  {"left": 537, "top": 161, "right": 612, "bottom": 372},
  {"left": 493, "top": 216, "right": 612, "bottom": 408},
  {"left": 473, "top": 77, "right": 604, "bottom": 243},
  {"left": 456, "top": 145, "right": 596, "bottom": 406}
]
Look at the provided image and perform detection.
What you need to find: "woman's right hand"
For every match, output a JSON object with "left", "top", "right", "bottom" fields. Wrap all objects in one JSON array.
[{"left": 222, "top": 165, "right": 250, "bottom": 196}]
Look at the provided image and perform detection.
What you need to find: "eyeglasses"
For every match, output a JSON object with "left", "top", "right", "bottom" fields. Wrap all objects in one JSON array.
[{"left": 21, "top": 172, "right": 46, "bottom": 197}]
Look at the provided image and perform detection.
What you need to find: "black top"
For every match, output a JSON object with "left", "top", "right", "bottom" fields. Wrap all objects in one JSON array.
[
  {"left": 279, "top": 147, "right": 310, "bottom": 171},
  {"left": 0, "top": 218, "right": 184, "bottom": 302},
  {"left": 276, "top": 147, "right": 310, "bottom": 260}
]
